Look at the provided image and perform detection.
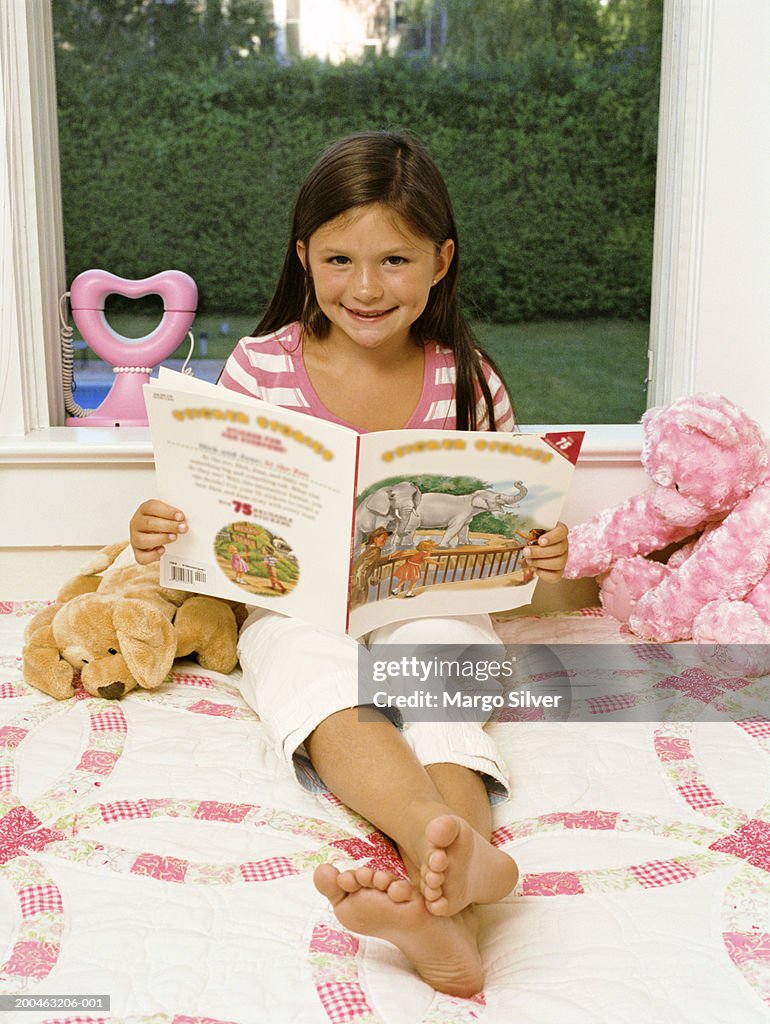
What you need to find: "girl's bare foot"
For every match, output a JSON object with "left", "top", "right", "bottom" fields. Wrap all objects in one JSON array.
[
  {"left": 420, "top": 814, "right": 518, "bottom": 917},
  {"left": 314, "top": 863, "right": 483, "bottom": 998}
]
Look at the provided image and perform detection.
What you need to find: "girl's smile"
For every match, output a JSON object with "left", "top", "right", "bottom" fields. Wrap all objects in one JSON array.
[{"left": 296, "top": 203, "right": 454, "bottom": 357}]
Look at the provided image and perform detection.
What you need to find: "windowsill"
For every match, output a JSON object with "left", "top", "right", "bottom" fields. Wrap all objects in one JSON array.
[
  {"left": 0, "top": 426, "right": 154, "bottom": 463},
  {"left": 1, "top": 422, "right": 647, "bottom": 551},
  {"left": 0, "top": 423, "right": 645, "bottom": 465}
]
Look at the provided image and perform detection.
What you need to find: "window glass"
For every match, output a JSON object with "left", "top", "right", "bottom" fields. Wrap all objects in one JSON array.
[{"left": 52, "top": 0, "right": 661, "bottom": 424}]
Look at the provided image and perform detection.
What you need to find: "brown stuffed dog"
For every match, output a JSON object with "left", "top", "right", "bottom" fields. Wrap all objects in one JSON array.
[{"left": 23, "top": 542, "right": 242, "bottom": 700}]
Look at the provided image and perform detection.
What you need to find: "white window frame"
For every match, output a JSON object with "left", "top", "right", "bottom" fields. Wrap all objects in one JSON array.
[
  {"left": 1, "top": 0, "right": 66, "bottom": 436},
  {"left": 647, "top": 0, "right": 770, "bottom": 426},
  {"left": 0, "top": 0, "right": 768, "bottom": 552}
]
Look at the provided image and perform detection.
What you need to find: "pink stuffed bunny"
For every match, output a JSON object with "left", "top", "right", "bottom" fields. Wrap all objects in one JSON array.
[{"left": 565, "top": 393, "right": 770, "bottom": 671}]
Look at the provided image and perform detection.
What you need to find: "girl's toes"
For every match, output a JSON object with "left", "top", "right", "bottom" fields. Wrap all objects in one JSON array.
[
  {"left": 372, "top": 870, "right": 395, "bottom": 891},
  {"left": 425, "top": 894, "right": 451, "bottom": 917},
  {"left": 424, "top": 868, "right": 444, "bottom": 890},
  {"left": 425, "top": 814, "right": 461, "bottom": 849},
  {"left": 427, "top": 849, "right": 449, "bottom": 873},
  {"left": 422, "top": 883, "right": 442, "bottom": 902},
  {"left": 386, "top": 879, "right": 414, "bottom": 903},
  {"left": 314, "top": 864, "right": 344, "bottom": 903},
  {"left": 352, "top": 867, "right": 375, "bottom": 887},
  {"left": 337, "top": 869, "right": 363, "bottom": 893}
]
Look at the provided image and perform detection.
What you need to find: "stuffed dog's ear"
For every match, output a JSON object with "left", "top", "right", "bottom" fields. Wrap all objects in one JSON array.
[{"left": 113, "top": 599, "right": 176, "bottom": 691}]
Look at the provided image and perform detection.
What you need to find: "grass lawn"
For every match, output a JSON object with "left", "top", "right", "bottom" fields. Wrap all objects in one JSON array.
[
  {"left": 475, "top": 320, "right": 649, "bottom": 424},
  {"left": 75, "top": 314, "right": 648, "bottom": 424}
]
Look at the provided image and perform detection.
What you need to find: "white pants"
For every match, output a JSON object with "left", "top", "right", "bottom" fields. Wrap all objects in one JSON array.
[{"left": 236, "top": 609, "right": 510, "bottom": 794}]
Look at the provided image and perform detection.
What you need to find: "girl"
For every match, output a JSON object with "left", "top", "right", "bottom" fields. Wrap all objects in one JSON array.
[
  {"left": 228, "top": 543, "right": 250, "bottom": 585},
  {"left": 130, "top": 130, "right": 569, "bottom": 998},
  {"left": 391, "top": 539, "right": 441, "bottom": 597}
]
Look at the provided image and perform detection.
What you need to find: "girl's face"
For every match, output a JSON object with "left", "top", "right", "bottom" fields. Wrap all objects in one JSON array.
[{"left": 296, "top": 203, "right": 453, "bottom": 356}]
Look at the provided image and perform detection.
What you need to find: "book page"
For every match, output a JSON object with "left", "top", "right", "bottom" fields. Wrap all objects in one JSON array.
[
  {"left": 348, "top": 428, "right": 583, "bottom": 637},
  {"left": 144, "top": 371, "right": 358, "bottom": 633}
]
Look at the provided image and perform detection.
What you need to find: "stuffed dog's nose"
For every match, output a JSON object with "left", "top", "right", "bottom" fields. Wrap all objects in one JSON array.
[{"left": 98, "top": 682, "right": 125, "bottom": 699}]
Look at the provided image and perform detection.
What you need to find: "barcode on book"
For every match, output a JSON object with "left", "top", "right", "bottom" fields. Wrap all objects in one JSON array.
[{"left": 168, "top": 563, "right": 207, "bottom": 585}]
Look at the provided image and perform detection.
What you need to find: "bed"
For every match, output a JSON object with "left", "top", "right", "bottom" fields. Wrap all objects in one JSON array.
[{"left": 1, "top": 599, "right": 769, "bottom": 1024}]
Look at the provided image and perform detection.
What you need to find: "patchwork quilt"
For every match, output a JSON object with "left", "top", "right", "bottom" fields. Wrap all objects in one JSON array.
[{"left": 1, "top": 601, "right": 768, "bottom": 1024}]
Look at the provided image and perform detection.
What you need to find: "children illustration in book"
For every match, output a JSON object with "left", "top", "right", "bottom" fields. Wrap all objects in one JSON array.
[
  {"left": 214, "top": 523, "right": 299, "bottom": 597},
  {"left": 262, "top": 545, "right": 288, "bottom": 594},
  {"left": 228, "top": 543, "right": 250, "bottom": 585},
  {"left": 390, "top": 540, "right": 440, "bottom": 598}
]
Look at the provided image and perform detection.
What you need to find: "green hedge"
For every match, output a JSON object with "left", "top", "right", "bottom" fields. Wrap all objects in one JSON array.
[{"left": 56, "top": 53, "right": 658, "bottom": 321}]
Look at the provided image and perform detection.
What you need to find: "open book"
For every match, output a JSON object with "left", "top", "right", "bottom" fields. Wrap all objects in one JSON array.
[{"left": 144, "top": 368, "right": 583, "bottom": 637}]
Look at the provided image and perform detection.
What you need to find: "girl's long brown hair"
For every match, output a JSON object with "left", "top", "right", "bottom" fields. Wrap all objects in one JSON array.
[{"left": 254, "top": 130, "right": 512, "bottom": 430}]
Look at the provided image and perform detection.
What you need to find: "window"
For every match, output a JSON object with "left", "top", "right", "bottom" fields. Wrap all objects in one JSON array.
[
  {"left": 1, "top": 0, "right": 768, "bottom": 439},
  {"left": 50, "top": 0, "right": 662, "bottom": 425}
]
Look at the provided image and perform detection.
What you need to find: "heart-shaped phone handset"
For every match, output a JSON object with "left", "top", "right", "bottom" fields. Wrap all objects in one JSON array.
[{"left": 68, "top": 269, "right": 197, "bottom": 426}]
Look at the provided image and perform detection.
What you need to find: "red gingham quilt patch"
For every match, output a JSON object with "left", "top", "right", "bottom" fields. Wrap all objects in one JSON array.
[
  {"left": 100, "top": 799, "right": 155, "bottom": 824},
  {"left": 169, "top": 672, "right": 217, "bottom": 688},
  {"left": 89, "top": 708, "right": 127, "bottom": 732},
  {"left": 630, "top": 859, "right": 697, "bottom": 888},
  {"left": 677, "top": 782, "right": 723, "bottom": 810},
  {"left": 315, "top": 980, "right": 372, "bottom": 1024},
  {"left": 737, "top": 717, "right": 770, "bottom": 739},
  {"left": 630, "top": 643, "right": 674, "bottom": 662},
  {"left": 18, "top": 883, "right": 64, "bottom": 917},
  {"left": 240, "top": 856, "right": 301, "bottom": 882},
  {"left": 587, "top": 692, "right": 637, "bottom": 715}
]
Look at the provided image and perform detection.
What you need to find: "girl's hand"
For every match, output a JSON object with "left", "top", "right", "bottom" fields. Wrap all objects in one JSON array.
[
  {"left": 522, "top": 521, "right": 569, "bottom": 583},
  {"left": 129, "top": 500, "right": 187, "bottom": 564}
]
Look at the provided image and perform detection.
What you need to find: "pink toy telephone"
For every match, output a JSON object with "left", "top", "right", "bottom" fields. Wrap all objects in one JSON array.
[{"left": 66, "top": 269, "right": 197, "bottom": 427}]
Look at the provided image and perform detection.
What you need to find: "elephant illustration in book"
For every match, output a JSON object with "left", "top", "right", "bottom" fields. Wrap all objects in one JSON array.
[
  {"left": 354, "top": 481, "right": 422, "bottom": 550},
  {"left": 397, "top": 485, "right": 528, "bottom": 548}
]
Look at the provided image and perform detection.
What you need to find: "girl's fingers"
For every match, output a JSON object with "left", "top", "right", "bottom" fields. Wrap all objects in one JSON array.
[
  {"left": 138, "top": 516, "right": 187, "bottom": 538},
  {"left": 135, "top": 531, "right": 178, "bottom": 551},
  {"left": 134, "top": 546, "right": 164, "bottom": 565},
  {"left": 138, "top": 500, "right": 185, "bottom": 520},
  {"left": 523, "top": 545, "right": 567, "bottom": 564}
]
